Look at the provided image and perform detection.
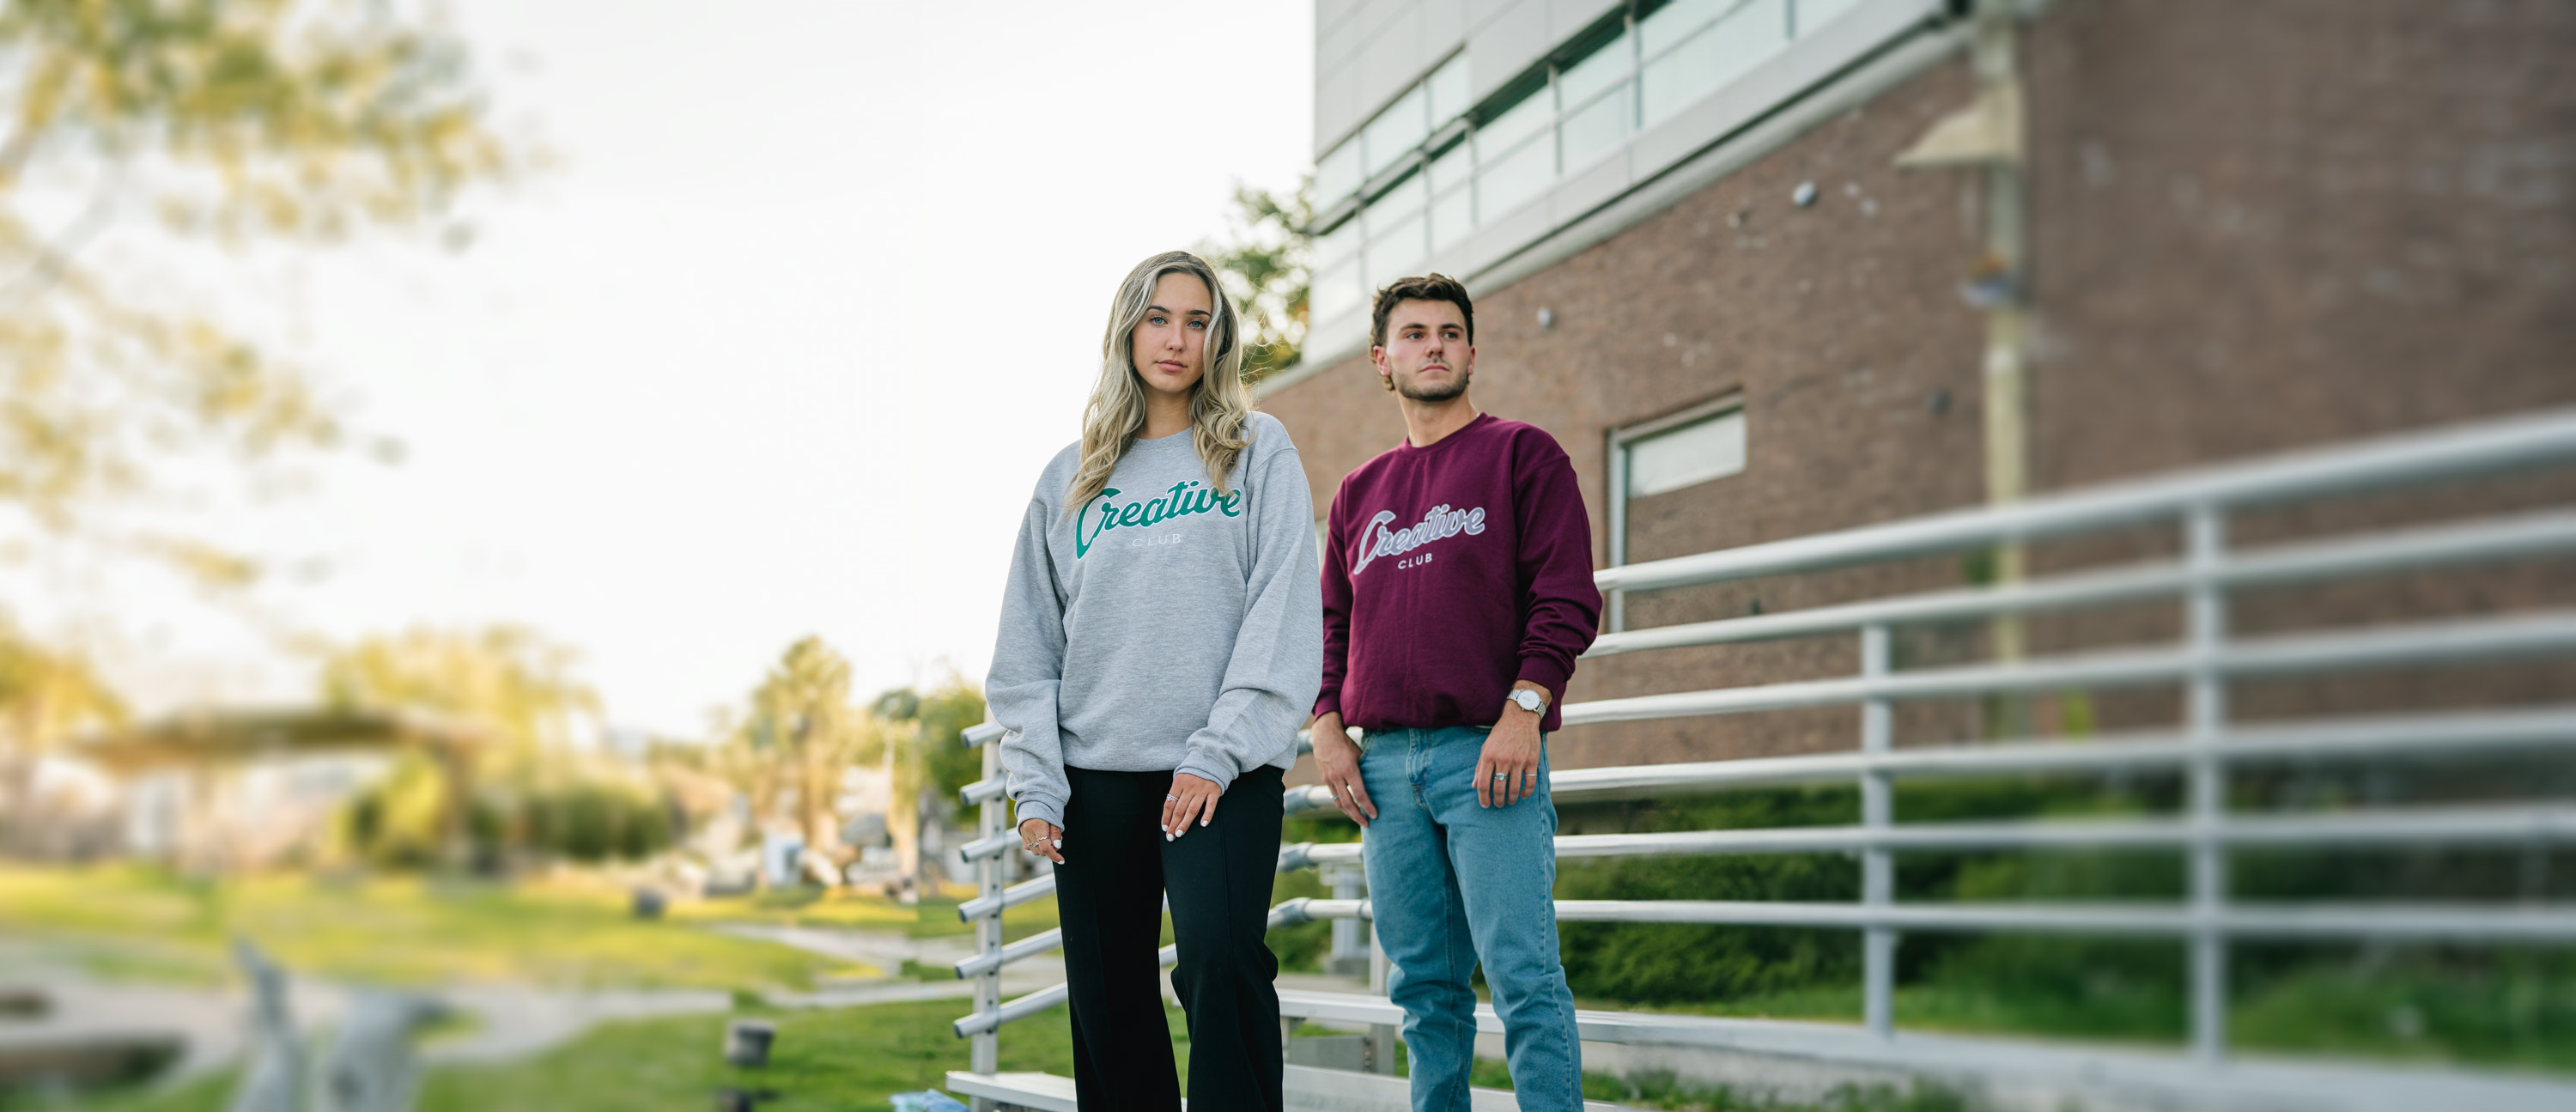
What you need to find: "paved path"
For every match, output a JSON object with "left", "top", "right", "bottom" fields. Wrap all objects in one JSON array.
[{"left": 0, "top": 922, "right": 1061, "bottom": 1084}]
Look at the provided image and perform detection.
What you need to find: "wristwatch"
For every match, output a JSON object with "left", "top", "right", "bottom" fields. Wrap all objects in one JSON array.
[{"left": 1506, "top": 688, "right": 1548, "bottom": 716}]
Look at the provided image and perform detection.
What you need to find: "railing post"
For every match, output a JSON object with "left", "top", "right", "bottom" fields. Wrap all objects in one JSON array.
[
  {"left": 970, "top": 722, "right": 1003, "bottom": 1106},
  {"left": 2186, "top": 507, "right": 2230, "bottom": 1065},
  {"left": 1860, "top": 623, "right": 1896, "bottom": 1039}
]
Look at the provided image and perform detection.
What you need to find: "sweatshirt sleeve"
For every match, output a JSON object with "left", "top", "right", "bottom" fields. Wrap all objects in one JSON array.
[
  {"left": 1510, "top": 432, "right": 1602, "bottom": 718},
  {"left": 988, "top": 494, "right": 1072, "bottom": 830},
  {"left": 1176, "top": 437, "right": 1325, "bottom": 790},
  {"left": 1313, "top": 480, "right": 1352, "bottom": 720}
]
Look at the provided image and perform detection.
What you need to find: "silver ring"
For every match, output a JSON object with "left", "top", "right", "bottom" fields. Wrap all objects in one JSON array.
[
  {"left": 1493, "top": 772, "right": 1507, "bottom": 781},
  {"left": 1165, "top": 793, "right": 1180, "bottom": 802}
]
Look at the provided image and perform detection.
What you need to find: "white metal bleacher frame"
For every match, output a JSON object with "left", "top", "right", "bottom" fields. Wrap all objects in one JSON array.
[{"left": 944, "top": 408, "right": 2576, "bottom": 1112}]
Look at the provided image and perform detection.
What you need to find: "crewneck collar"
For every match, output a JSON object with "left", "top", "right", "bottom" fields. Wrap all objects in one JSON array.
[{"left": 1398, "top": 411, "right": 1492, "bottom": 456}]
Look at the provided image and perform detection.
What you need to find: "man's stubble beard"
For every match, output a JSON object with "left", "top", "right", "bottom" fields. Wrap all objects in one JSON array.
[{"left": 1394, "top": 366, "right": 1469, "bottom": 403}]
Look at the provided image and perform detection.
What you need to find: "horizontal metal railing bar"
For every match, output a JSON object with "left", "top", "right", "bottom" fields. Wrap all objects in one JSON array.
[
  {"left": 959, "top": 730, "right": 1334, "bottom": 809},
  {"left": 1280, "top": 706, "right": 2576, "bottom": 815},
  {"left": 1563, "top": 609, "right": 2576, "bottom": 726},
  {"left": 1283, "top": 897, "right": 2576, "bottom": 940},
  {"left": 954, "top": 928, "right": 1063, "bottom": 980},
  {"left": 1592, "top": 407, "right": 2576, "bottom": 595},
  {"left": 1277, "top": 804, "right": 2576, "bottom": 871},
  {"left": 957, "top": 829, "right": 1018, "bottom": 864},
  {"left": 955, "top": 905, "right": 1302, "bottom": 1029},
  {"left": 1587, "top": 509, "right": 2576, "bottom": 658},
  {"left": 963, "top": 721, "right": 1006, "bottom": 748},
  {"left": 957, "top": 873, "right": 1055, "bottom": 922},
  {"left": 1265, "top": 989, "right": 2576, "bottom": 1111}
]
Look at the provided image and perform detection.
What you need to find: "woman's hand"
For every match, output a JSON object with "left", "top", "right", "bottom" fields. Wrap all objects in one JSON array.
[
  {"left": 1161, "top": 771, "right": 1222, "bottom": 841},
  {"left": 1309, "top": 713, "right": 1376, "bottom": 828},
  {"left": 1018, "top": 817, "right": 1064, "bottom": 864}
]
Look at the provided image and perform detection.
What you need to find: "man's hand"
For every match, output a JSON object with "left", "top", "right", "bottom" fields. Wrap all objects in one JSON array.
[
  {"left": 1161, "top": 771, "right": 1222, "bottom": 841},
  {"left": 1018, "top": 817, "right": 1064, "bottom": 864},
  {"left": 1309, "top": 712, "right": 1376, "bottom": 828},
  {"left": 1476, "top": 684, "right": 1547, "bottom": 807}
]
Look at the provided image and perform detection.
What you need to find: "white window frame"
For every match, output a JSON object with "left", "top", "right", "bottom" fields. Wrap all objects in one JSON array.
[{"left": 1606, "top": 392, "right": 1747, "bottom": 632}]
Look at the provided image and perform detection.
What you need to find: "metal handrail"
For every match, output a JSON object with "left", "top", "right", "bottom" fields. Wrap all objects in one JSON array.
[
  {"left": 1284, "top": 706, "right": 2576, "bottom": 813},
  {"left": 1593, "top": 405, "right": 2576, "bottom": 594},
  {"left": 1276, "top": 896, "right": 2576, "bottom": 941},
  {"left": 1564, "top": 609, "right": 2576, "bottom": 727},
  {"left": 947, "top": 408, "right": 2576, "bottom": 1103},
  {"left": 1587, "top": 508, "right": 2576, "bottom": 657}
]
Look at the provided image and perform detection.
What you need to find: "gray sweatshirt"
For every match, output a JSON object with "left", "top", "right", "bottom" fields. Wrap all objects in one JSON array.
[{"left": 987, "top": 412, "right": 1323, "bottom": 830}]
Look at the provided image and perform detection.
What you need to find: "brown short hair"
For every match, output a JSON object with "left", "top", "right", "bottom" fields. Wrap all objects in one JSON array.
[{"left": 1370, "top": 273, "right": 1475, "bottom": 349}]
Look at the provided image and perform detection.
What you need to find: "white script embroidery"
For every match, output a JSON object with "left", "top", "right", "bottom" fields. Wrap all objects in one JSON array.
[{"left": 1352, "top": 503, "right": 1486, "bottom": 574}]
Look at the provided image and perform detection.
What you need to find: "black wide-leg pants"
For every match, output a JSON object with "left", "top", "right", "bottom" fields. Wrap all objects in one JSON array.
[{"left": 1055, "top": 763, "right": 1285, "bottom": 1112}]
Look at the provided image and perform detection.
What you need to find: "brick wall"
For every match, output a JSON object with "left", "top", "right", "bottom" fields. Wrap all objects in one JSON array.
[{"left": 1264, "top": 0, "right": 2576, "bottom": 772}]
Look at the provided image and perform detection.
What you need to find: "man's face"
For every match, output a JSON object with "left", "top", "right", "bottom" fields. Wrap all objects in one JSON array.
[{"left": 1372, "top": 299, "right": 1473, "bottom": 402}]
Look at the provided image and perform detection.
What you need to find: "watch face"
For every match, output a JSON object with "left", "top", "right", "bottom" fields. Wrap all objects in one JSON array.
[{"left": 1514, "top": 690, "right": 1541, "bottom": 711}]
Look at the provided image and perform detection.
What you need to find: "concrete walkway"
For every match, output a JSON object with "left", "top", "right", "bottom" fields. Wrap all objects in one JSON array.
[{"left": 0, "top": 922, "right": 1051, "bottom": 1085}]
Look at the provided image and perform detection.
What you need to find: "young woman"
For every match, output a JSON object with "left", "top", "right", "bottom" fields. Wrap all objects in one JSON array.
[{"left": 985, "top": 250, "right": 1321, "bottom": 1112}]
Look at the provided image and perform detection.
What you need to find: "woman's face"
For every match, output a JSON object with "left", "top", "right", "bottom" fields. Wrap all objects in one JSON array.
[{"left": 1130, "top": 270, "right": 1212, "bottom": 402}]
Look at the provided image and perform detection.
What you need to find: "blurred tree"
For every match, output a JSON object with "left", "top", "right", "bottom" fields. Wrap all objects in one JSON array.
[
  {"left": 1201, "top": 180, "right": 1309, "bottom": 382},
  {"left": 319, "top": 625, "right": 621, "bottom": 869},
  {"left": 0, "top": 0, "right": 521, "bottom": 579},
  {"left": 873, "top": 674, "right": 985, "bottom": 893},
  {"left": 0, "top": 618, "right": 124, "bottom": 752},
  {"left": 729, "top": 636, "right": 878, "bottom": 878},
  {"left": 319, "top": 625, "right": 597, "bottom": 754},
  {"left": 902, "top": 676, "right": 987, "bottom": 826},
  {"left": 0, "top": 619, "right": 123, "bottom": 846}
]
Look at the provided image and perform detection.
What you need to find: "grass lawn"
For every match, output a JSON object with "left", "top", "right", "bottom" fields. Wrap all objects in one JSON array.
[
  {"left": 68, "top": 999, "right": 1181, "bottom": 1112},
  {"left": 0, "top": 866, "right": 880, "bottom": 991},
  {"left": 674, "top": 886, "right": 1061, "bottom": 943}
]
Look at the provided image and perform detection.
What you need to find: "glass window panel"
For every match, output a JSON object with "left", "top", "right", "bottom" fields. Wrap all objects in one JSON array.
[
  {"left": 1795, "top": 0, "right": 1862, "bottom": 34},
  {"left": 1476, "top": 81, "right": 1551, "bottom": 155},
  {"left": 1311, "top": 258, "right": 1364, "bottom": 325},
  {"left": 1362, "top": 87, "right": 1430, "bottom": 178},
  {"left": 1315, "top": 216, "right": 1362, "bottom": 269},
  {"left": 1366, "top": 213, "right": 1427, "bottom": 289},
  {"left": 1556, "top": 27, "right": 1632, "bottom": 107},
  {"left": 1316, "top": 139, "right": 1364, "bottom": 206},
  {"left": 1641, "top": 0, "right": 1724, "bottom": 57},
  {"left": 1430, "top": 185, "right": 1474, "bottom": 251},
  {"left": 1474, "top": 131, "right": 1554, "bottom": 222},
  {"left": 1641, "top": 0, "right": 1788, "bottom": 127},
  {"left": 1558, "top": 85, "right": 1631, "bottom": 170},
  {"left": 1369, "top": 170, "right": 1429, "bottom": 224},
  {"left": 1625, "top": 410, "right": 1747, "bottom": 497},
  {"left": 1427, "top": 52, "right": 1473, "bottom": 126},
  {"left": 1426, "top": 138, "right": 1473, "bottom": 195}
]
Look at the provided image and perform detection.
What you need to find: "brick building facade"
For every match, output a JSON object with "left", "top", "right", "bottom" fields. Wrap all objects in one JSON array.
[{"left": 1263, "top": 0, "right": 2576, "bottom": 771}]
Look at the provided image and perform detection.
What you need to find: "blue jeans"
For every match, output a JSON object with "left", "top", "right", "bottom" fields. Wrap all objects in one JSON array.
[{"left": 1358, "top": 725, "right": 1582, "bottom": 1112}]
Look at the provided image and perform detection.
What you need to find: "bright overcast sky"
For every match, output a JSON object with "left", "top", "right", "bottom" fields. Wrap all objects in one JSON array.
[{"left": 44, "top": 2, "right": 1316, "bottom": 738}]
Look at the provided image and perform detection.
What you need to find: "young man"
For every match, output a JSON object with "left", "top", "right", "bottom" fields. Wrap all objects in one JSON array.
[{"left": 1309, "top": 274, "right": 1601, "bottom": 1112}]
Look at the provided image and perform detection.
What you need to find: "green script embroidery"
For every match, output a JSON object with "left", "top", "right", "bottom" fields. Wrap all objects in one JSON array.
[{"left": 1074, "top": 481, "right": 1242, "bottom": 558}]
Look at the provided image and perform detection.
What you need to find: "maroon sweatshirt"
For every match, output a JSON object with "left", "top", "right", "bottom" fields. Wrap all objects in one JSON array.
[{"left": 1315, "top": 413, "right": 1602, "bottom": 732}]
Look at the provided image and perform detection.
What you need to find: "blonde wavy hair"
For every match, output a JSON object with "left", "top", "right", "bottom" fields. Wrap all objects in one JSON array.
[{"left": 1066, "top": 251, "right": 1253, "bottom": 512}]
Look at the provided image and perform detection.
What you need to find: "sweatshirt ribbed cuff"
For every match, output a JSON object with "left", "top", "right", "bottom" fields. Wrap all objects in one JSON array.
[
  {"left": 1516, "top": 654, "right": 1572, "bottom": 704},
  {"left": 1012, "top": 796, "right": 1065, "bottom": 831},
  {"left": 1173, "top": 757, "right": 1237, "bottom": 794},
  {"left": 1311, "top": 690, "right": 1342, "bottom": 720}
]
